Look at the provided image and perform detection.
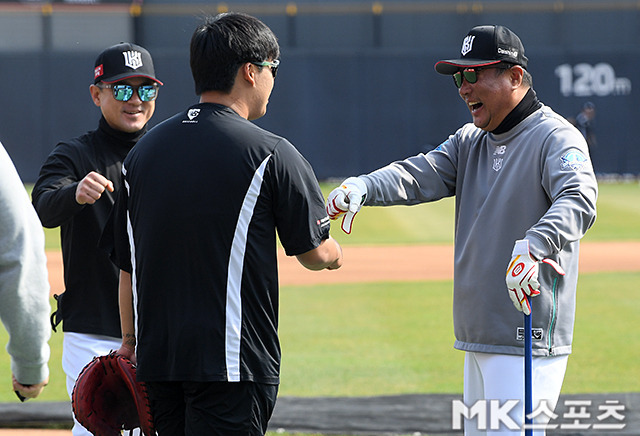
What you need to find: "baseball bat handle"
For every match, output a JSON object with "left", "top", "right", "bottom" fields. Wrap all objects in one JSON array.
[{"left": 524, "top": 312, "right": 533, "bottom": 436}]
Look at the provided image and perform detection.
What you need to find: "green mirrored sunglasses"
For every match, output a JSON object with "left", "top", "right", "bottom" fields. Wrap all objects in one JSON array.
[
  {"left": 452, "top": 65, "right": 512, "bottom": 88},
  {"left": 97, "top": 83, "right": 159, "bottom": 102}
]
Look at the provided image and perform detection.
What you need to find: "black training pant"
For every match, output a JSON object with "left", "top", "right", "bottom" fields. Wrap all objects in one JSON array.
[{"left": 146, "top": 380, "right": 278, "bottom": 436}]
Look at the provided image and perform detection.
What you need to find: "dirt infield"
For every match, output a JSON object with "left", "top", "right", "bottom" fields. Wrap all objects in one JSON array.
[{"left": 46, "top": 241, "right": 640, "bottom": 296}]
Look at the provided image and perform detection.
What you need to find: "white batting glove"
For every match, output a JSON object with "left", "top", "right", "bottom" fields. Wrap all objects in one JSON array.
[
  {"left": 506, "top": 239, "right": 566, "bottom": 315},
  {"left": 325, "top": 177, "right": 367, "bottom": 234}
]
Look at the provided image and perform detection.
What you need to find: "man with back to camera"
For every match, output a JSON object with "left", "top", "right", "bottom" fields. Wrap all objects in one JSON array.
[
  {"left": 32, "top": 42, "right": 162, "bottom": 435},
  {"left": 326, "top": 25, "right": 597, "bottom": 435},
  {"left": 103, "top": 13, "right": 343, "bottom": 435}
]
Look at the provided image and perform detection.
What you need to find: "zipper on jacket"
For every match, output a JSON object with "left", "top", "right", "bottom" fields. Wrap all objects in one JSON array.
[{"left": 547, "top": 277, "right": 560, "bottom": 354}]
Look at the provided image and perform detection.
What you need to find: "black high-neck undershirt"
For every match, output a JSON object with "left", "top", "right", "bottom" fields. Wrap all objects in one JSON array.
[{"left": 492, "top": 88, "right": 542, "bottom": 135}]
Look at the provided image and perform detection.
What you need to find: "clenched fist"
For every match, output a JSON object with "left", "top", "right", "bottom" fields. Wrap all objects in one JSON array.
[
  {"left": 76, "top": 171, "right": 114, "bottom": 205},
  {"left": 325, "top": 177, "right": 367, "bottom": 234}
]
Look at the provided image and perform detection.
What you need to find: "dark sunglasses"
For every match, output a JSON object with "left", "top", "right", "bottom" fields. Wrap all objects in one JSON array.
[
  {"left": 251, "top": 59, "right": 280, "bottom": 78},
  {"left": 452, "top": 65, "right": 511, "bottom": 88},
  {"left": 97, "top": 83, "right": 159, "bottom": 102}
]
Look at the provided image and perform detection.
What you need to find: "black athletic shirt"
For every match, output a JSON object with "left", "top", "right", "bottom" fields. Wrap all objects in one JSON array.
[
  {"left": 106, "top": 103, "right": 330, "bottom": 384},
  {"left": 32, "top": 117, "right": 144, "bottom": 337}
]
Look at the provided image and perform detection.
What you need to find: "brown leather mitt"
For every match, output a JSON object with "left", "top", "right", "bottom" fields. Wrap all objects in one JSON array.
[{"left": 72, "top": 351, "right": 155, "bottom": 435}]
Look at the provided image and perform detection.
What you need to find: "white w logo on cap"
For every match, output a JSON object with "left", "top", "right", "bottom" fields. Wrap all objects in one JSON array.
[
  {"left": 461, "top": 35, "right": 475, "bottom": 56},
  {"left": 122, "top": 51, "right": 143, "bottom": 69}
]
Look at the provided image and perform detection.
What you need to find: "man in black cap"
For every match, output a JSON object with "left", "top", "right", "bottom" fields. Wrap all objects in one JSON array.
[
  {"left": 32, "top": 42, "right": 162, "bottom": 436},
  {"left": 327, "top": 25, "right": 597, "bottom": 434}
]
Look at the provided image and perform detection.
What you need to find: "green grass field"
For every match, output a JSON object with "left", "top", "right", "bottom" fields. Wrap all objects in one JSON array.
[
  {"left": 1, "top": 182, "right": 638, "bottom": 419},
  {"left": 36, "top": 181, "right": 640, "bottom": 248}
]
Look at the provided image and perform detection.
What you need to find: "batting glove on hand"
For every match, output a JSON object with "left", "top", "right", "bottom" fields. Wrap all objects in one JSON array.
[
  {"left": 325, "top": 177, "right": 367, "bottom": 234},
  {"left": 506, "top": 239, "right": 566, "bottom": 315}
]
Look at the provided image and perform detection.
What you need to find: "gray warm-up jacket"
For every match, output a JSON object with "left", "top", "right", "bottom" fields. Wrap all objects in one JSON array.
[
  {"left": 360, "top": 105, "right": 598, "bottom": 357},
  {"left": 0, "top": 142, "right": 51, "bottom": 384}
]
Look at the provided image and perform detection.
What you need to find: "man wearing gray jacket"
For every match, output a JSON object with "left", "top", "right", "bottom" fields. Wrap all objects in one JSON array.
[
  {"left": 327, "top": 25, "right": 597, "bottom": 435},
  {"left": 0, "top": 141, "right": 50, "bottom": 401}
]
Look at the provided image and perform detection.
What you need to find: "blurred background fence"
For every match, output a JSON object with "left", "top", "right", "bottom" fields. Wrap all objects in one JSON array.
[{"left": 0, "top": 0, "right": 637, "bottom": 181}]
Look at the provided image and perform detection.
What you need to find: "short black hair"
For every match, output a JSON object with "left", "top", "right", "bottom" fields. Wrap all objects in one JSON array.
[{"left": 190, "top": 12, "right": 280, "bottom": 95}]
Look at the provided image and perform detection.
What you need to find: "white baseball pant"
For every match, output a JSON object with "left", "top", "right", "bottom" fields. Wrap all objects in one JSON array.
[
  {"left": 463, "top": 351, "right": 568, "bottom": 436},
  {"left": 63, "top": 332, "right": 142, "bottom": 436}
]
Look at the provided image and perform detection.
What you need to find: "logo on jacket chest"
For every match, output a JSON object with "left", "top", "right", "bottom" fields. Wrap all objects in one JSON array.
[{"left": 492, "top": 145, "right": 506, "bottom": 172}]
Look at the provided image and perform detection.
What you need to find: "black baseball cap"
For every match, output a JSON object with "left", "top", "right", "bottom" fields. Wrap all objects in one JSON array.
[
  {"left": 434, "top": 25, "right": 528, "bottom": 75},
  {"left": 93, "top": 42, "right": 163, "bottom": 85}
]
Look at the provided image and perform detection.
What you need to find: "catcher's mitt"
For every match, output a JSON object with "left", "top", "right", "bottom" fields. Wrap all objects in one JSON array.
[{"left": 72, "top": 351, "right": 155, "bottom": 436}]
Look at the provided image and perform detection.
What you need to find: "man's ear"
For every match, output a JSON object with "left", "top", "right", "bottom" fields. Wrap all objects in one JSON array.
[
  {"left": 89, "top": 84, "right": 102, "bottom": 107},
  {"left": 241, "top": 62, "right": 257, "bottom": 86},
  {"left": 510, "top": 65, "right": 524, "bottom": 88}
]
